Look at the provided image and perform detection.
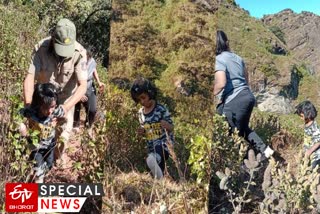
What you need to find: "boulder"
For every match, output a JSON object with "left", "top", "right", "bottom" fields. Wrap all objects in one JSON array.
[{"left": 256, "top": 92, "right": 294, "bottom": 114}]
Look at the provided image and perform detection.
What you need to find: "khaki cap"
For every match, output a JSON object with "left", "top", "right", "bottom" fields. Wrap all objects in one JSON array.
[{"left": 53, "top": 18, "right": 76, "bottom": 58}]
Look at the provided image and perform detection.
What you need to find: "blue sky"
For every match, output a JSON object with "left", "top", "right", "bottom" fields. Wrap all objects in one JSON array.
[{"left": 235, "top": 0, "right": 320, "bottom": 18}]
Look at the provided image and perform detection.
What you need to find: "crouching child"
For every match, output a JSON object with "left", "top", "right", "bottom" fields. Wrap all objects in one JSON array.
[
  {"left": 295, "top": 100, "right": 320, "bottom": 169},
  {"left": 130, "top": 78, "right": 174, "bottom": 179}
]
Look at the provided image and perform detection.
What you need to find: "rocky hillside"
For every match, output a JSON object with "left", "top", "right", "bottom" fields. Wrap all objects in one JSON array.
[
  {"left": 218, "top": 2, "right": 320, "bottom": 113},
  {"left": 263, "top": 9, "right": 320, "bottom": 75}
]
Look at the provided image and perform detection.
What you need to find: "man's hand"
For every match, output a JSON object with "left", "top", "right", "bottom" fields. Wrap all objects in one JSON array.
[
  {"left": 81, "top": 95, "right": 88, "bottom": 102},
  {"left": 98, "top": 82, "right": 106, "bottom": 93},
  {"left": 51, "top": 118, "right": 58, "bottom": 126}
]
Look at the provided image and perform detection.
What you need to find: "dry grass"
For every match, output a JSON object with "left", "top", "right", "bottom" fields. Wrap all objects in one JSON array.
[{"left": 103, "top": 171, "right": 207, "bottom": 213}]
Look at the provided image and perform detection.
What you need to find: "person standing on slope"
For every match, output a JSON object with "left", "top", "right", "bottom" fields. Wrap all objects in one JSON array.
[{"left": 214, "top": 30, "right": 274, "bottom": 159}]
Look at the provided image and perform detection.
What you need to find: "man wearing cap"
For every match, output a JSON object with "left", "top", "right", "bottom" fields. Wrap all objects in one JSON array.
[{"left": 23, "top": 18, "right": 87, "bottom": 165}]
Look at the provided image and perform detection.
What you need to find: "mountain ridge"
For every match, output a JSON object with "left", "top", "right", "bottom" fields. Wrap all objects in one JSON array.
[{"left": 263, "top": 8, "right": 320, "bottom": 75}]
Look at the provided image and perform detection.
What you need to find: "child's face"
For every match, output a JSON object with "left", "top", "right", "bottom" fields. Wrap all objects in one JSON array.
[
  {"left": 299, "top": 113, "right": 312, "bottom": 125},
  {"left": 39, "top": 100, "right": 57, "bottom": 117},
  {"left": 137, "top": 93, "right": 153, "bottom": 108},
  {"left": 299, "top": 113, "right": 305, "bottom": 121}
]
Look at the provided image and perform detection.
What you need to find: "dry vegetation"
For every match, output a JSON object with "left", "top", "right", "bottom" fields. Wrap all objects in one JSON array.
[
  {"left": 207, "top": 2, "right": 320, "bottom": 213},
  {"left": 2, "top": 0, "right": 320, "bottom": 213}
]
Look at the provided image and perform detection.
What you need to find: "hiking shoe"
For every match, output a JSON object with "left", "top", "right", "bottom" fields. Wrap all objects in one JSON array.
[
  {"left": 264, "top": 146, "right": 274, "bottom": 159},
  {"left": 35, "top": 174, "right": 45, "bottom": 183},
  {"left": 88, "top": 127, "right": 95, "bottom": 140}
]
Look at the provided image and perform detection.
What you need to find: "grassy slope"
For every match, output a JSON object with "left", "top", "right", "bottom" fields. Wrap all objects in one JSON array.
[
  {"left": 110, "top": 0, "right": 216, "bottom": 97},
  {"left": 105, "top": 0, "right": 220, "bottom": 212},
  {"left": 108, "top": 0, "right": 218, "bottom": 170}
]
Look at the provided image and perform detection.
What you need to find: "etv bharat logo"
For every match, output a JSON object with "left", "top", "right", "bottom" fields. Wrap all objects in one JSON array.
[
  {"left": 6, "top": 183, "right": 38, "bottom": 212},
  {"left": 6, "top": 183, "right": 104, "bottom": 213},
  {"left": 10, "top": 184, "right": 33, "bottom": 203}
]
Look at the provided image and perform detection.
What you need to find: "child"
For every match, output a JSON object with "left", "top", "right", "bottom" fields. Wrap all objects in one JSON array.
[
  {"left": 130, "top": 78, "right": 174, "bottom": 179},
  {"left": 19, "top": 83, "right": 58, "bottom": 183},
  {"left": 295, "top": 100, "right": 320, "bottom": 169}
]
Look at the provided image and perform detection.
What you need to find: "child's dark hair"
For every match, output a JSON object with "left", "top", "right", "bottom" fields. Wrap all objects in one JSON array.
[
  {"left": 130, "top": 78, "right": 157, "bottom": 103},
  {"left": 31, "top": 83, "right": 58, "bottom": 111},
  {"left": 295, "top": 100, "right": 317, "bottom": 121},
  {"left": 216, "top": 30, "right": 230, "bottom": 56}
]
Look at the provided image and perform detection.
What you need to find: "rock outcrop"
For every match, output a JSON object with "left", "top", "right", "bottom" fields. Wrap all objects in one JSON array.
[
  {"left": 263, "top": 9, "right": 320, "bottom": 73},
  {"left": 256, "top": 92, "right": 294, "bottom": 114}
]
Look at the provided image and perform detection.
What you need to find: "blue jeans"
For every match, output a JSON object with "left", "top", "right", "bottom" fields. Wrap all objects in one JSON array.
[{"left": 29, "top": 143, "right": 55, "bottom": 171}]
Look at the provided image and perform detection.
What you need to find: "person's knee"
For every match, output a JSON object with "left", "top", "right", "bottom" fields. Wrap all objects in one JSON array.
[
  {"left": 146, "top": 153, "right": 157, "bottom": 167},
  {"left": 146, "top": 153, "right": 163, "bottom": 179}
]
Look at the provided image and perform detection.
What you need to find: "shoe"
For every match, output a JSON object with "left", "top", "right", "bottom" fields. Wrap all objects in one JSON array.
[
  {"left": 264, "top": 146, "right": 274, "bottom": 159},
  {"left": 88, "top": 128, "right": 95, "bottom": 139},
  {"left": 35, "top": 174, "right": 44, "bottom": 183}
]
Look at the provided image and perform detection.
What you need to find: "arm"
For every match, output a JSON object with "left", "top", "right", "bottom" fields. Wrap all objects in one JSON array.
[
  {"left": 160, "top": 107, "right": 174, "bottom": 132},
  {"left": 93, "top": 69, "right": 105, "bottom": 92},
  {"left": 306, "top": 142, "right": 320, "bottom": 157},
  {"left": 93, "top": 69, "right": 102, "bottom": 86},
  {"left": 61, "top": 49, "right": 88, "bottom": 112},
  {"left": 24, "top": 46, "right": 40, "bottom": 106},
  {"left": 23, "top": 73, "right": 35, "bottom": 106},
  {"left": 213, "top": 71, "right": 226, "bottom": 96},
  {"left": 62, "top": 79, "right": 87, "bottom": 112},
  {"left": 160, "top": 120, "right": 173, "bottom": 132},
  {"left": 137, "top": 110, "right": 146, "bottom": 136}
]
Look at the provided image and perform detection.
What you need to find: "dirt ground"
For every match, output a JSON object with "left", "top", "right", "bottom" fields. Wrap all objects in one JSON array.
[{"left": 45, "top": 121, "right": 102, "bottom": 214}]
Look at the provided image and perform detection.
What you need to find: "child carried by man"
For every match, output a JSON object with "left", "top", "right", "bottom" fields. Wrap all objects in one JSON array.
[{"left": 19, "top": 83, "right": 58, "bottom": 183}]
